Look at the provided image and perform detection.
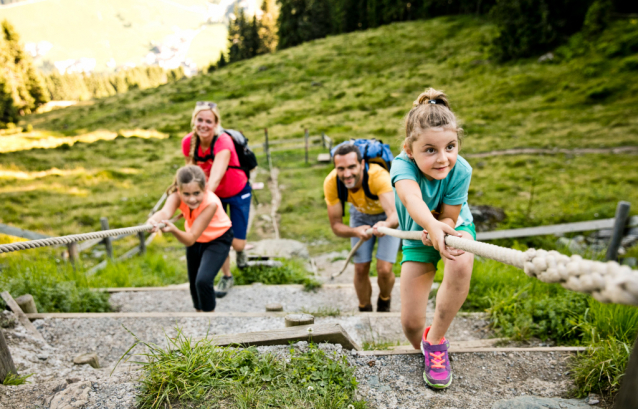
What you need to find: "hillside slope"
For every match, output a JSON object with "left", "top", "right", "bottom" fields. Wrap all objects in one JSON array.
[
  {"left": 6, "top": 16, "right": 638, "bottom": 248},
  {"left": 25, "top": 16, "right": 638, "bottom": 152}
]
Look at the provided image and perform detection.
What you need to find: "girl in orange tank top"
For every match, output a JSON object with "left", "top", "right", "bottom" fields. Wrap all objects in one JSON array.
[{"left": 148, "top": 165, "right": 233, "bottom": 312}]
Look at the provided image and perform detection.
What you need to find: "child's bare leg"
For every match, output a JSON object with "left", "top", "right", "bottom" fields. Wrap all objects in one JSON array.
[
  {"left": 400, "top": 261, "right": 436, "bottom": 349},
  {"left": 426, "top": 231, "right": 474, "bottom": 344}
]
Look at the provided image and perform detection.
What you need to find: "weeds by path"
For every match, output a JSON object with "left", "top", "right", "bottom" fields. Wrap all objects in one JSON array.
[
  {"left": 123, "top": 328, "right": 365, "bottom": 409},
  {"left": 449, "top": 258, "right": 638, "bottom": 399},
  {"left": 230, "top": 258, "right": 322, "bottom": 291}
]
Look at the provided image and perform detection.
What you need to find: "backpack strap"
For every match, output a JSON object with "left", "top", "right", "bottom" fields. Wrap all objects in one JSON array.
[
  {"left": 361, "top": 163, "right": 379, "bottom": 201},
  {"left": 336, "top": 174, "right": 349, "bottom": 215},
  {"left": 192, "top": 133, "right": 243, "bottom": 171}
]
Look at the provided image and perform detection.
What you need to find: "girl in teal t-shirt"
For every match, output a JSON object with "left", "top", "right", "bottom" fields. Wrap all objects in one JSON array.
[{"left": 390, "top": 88, "right": 476, "bottom": 390}]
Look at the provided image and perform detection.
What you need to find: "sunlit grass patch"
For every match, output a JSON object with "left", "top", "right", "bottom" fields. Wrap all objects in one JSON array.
[{"left": 122, "top": 328, "right": 364, "bottom": 409}]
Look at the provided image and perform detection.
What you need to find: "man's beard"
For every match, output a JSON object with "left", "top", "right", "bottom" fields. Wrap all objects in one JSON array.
[{"left": 342, "top": 174, "right": 360, "bottom": 189}]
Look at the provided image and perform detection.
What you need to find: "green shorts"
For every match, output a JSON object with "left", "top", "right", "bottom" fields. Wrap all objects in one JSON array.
[{"left": 401, "top": 223, "right": 476, "bottom": 265}]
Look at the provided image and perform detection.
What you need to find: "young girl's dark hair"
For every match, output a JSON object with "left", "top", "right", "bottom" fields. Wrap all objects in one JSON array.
[
  {"left": 403, "top": 88, "right": 464, "bottom": 151},
  {"left": 167, "top": 165, "right": 207, "bottom": 195}
]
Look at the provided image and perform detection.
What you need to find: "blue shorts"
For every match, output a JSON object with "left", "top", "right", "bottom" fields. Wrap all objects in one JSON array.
[
  {"left": 349, "top": 205, "right": 401, "bottom": 264},
  {"left": 220, "top": 183, "right": 251, "bottom": 240}
]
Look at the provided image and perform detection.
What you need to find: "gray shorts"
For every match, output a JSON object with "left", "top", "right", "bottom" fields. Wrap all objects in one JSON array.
[{"left": 349, "top": 205, "right": 401, "bottom": 264}]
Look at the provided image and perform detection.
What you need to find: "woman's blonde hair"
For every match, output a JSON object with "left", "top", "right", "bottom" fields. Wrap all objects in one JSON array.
[
  {"left": 187, "top": 102, "right": 223, "bottom": 164},
  {"left": 167, "top": 165, "right": 207, "bottom": 195},
  {"left": 403, "top": 88, "right": 463, "bottom": 151}
]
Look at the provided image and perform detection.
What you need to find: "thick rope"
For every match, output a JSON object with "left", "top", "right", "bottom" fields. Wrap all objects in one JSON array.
[
  {"left": 0, "top": 223, "right": 167, "bottom": 254},
  {"left": 334, "top": 227, "right": 638, "bottom": 306}
]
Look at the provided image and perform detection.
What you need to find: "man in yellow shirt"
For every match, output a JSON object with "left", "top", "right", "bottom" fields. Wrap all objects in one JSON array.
[{"left": 323, "top": 144, "right": 399, "bottom": 312}]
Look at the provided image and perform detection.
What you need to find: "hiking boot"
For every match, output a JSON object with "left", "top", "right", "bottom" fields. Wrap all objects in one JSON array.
[
  {"left": 215, "top": 275, "right": 234, "bottom": 298},
  {"left": 358, "top": 304, "right": 373, "bottom": 312},
  {"left": 421, "top": 326, "right": 452, "bottom": 389},
  {"left": 377, "top": 296, "right": 391, "bottom": 312},
  {"left": 236, "top": 251, "right": 248, "bottom": 270}
]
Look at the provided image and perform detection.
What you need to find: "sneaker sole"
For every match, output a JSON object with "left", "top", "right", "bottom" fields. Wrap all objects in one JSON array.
[
  {"left": 215, "top": 291, "right": 227, "bottom": 298},
  {"left": 420, "top": 339, "right": 453, "bottom": 389}
]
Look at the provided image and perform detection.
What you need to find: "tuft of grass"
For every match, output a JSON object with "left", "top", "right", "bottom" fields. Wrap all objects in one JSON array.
[
  {"left": 571, "top": 338, "right": 631, "bottom": 399},
  {"left": 2, "top": 373, "right": 32, "bottom": 386},
  {"left": 362, "top": 340, "right": 401, "bottom": 351},
  {"left": 121, "top": 327, "right": 365, "bottom": 409},
  {"left": 0, "top": 255, "right": 111, "bottom": 313},
  {"left": 299, "top": 306, "right": 341, "bottom": 317},
  {"left": 230, "top": 258, "right": 322, "bottom": 291}
]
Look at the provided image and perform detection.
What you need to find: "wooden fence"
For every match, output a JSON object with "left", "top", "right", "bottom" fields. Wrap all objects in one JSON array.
[
  {"left": 0, "top": 192, "right": 168, "bottom": 275},
  {"left": 249, "top": 129, "right": 333, "bottom": 166}
]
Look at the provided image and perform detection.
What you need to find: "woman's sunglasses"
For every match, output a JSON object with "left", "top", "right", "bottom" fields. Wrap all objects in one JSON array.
[{"left": 196, "top": 101, "right": 217, "bottom": 109}]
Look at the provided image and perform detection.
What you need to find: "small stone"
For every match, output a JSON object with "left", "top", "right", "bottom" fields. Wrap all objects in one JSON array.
[
  {"left": 265, "top": 302, "right": 283, "bottom": 312},
  {"left": 367, "top": 360, "right": 376, "bottom": 367},
  {"left": 587, "top": 393, "right": 600, "bottom": 405},
  {"left": 37, "top": 354, "right": 49, "bottom": 361},
  {"left": 73, "top": 353, "right": 100, "bottom": 369},
  {"left": 66, "top": 378, "right": 81, "bottom": 384}
]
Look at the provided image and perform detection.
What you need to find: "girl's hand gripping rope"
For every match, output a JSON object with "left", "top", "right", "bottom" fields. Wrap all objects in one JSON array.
[{"left": 423, "top": 221, "right": 464, "bottom": 261}]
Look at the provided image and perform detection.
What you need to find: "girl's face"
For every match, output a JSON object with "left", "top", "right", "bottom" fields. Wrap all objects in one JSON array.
[
  {"left": 195, "top": 110, "right": 217, "bottom": 140},
  {"left": 179, "top": 181, "right": 205, "bottom": 209},
  {"left": 406, "top": 127, "right": 458, "bottom": 181}
]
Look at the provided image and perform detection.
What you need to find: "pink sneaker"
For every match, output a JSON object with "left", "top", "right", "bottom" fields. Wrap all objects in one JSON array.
[{"left": 420, "top": 326, "right": 452, "bottom": 389}]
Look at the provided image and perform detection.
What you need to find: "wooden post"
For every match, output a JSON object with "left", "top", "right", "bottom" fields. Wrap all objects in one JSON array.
[
  {"left": 0, "top": 292, "right": 45, "bottom": 341},
  {"left": 137, "top": 231, "right": 146, "bottom": 255},
  {"left": 14, "top": 294, "right": 37, "bottom": 314},
  {"left": 67, "top": 242, "right": 78, "bottom": 266},
  {"left": 0, "top": 329, "right": 16, "bottom": 383},
  {"left": 606, "top": 201, "right": 631, "bottom": 261},
  {"left": 264, "top": 128, "right": 272, "bottom": 170},
  {"left": 613, "top": 334, "right": 638, "bottom": 409},
  {"left": 100, "top": 217, "right": 114, "bottom": 260},
  {"left": 321, "top": 132, "right": 326, "bottom": 149},
  {"left": 304, "top": 129, "right": 309, "bottom": 164}
]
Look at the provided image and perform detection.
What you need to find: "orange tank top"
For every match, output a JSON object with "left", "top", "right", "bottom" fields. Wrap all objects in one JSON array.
[{"left": 179, "top": 191, "right": 232, "bottom": 243}]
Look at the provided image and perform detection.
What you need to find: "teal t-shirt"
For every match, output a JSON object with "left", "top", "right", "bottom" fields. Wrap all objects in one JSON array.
[{"left": 390, "top": 151, "right": 473, "bottom": 248}]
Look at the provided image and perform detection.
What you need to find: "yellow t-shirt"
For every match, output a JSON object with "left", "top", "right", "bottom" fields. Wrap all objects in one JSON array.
[{"left": 323, "top": 163, "right": 393, "bottom": 215}]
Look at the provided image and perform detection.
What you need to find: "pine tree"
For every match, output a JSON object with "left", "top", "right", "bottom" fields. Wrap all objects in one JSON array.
[
  {"left": 217, "top": 52, "right": 228, "bottom": 69},
  {"left": 277, "top": 0, "right": 306, "bottom": 49},
  {"left": 259, "top": 0, "right": 279, "bottom": 52}
]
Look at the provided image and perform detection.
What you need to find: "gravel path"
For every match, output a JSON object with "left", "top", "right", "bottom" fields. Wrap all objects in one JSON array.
[
  {"left": 110, "top": 282, "right": 405, "bottom": 313},
  {"left": 0, "top": 247, "right": 594, "bottom": 408}
]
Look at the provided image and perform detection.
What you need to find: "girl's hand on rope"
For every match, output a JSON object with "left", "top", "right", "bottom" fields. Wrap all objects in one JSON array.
[
  {"left": 372, "top": 221, "right": 388, "bottom": 237},
  {"left": 147, "top": 220, "right": 161, "bottom": 233},
  {"left": 159, "top": 220, "right": 177, "bottom": 234},
  {"left": 424, "top": 221, "right": 463, "bottom": 261}
]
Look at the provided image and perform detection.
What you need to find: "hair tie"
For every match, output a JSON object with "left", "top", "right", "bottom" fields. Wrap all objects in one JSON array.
[{"left": 428, "top": 99, "right": 438, "bottom": 104}]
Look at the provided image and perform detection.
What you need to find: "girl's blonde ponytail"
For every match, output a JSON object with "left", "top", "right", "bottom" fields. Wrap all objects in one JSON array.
[{"left": 404, "top": 88, "right": 462, "bottom": 150}]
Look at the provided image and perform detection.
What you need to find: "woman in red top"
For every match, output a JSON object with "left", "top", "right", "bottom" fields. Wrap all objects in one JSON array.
[{"left": 182, "top": 102, "right": 251, "bottom": 297}]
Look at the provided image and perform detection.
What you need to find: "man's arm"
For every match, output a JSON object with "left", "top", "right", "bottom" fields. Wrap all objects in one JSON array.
[
  {"left": 372, "top": 191, "right": 399, "bottom": 233},
  {"left": 327, "top": 203, "right": 372, "bottom": 240}
]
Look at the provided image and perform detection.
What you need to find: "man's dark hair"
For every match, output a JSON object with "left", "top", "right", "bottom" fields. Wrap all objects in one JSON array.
[{"left": 333, "top": 144, "right": 362, "bottom": 163}]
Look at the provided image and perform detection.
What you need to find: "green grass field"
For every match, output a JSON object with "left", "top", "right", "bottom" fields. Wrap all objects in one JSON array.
[{"left": 0, "top": 0, "right": 226, "bottom": 71}]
